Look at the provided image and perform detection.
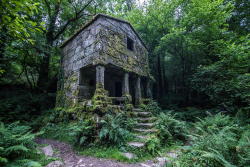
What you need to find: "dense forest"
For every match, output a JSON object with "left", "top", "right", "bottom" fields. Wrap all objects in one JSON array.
[{"left": 0, "top": 0, "right": 249, "bottom": 167}]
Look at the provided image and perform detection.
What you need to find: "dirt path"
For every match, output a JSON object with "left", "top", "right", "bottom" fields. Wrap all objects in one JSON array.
[{"left": 36, "top": 138, "right": 157, "bottom": 167}]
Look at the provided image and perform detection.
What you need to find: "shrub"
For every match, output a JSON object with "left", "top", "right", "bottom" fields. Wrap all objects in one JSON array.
[
  {"left": 145, "top": 135, "right": 161, "bottom": 155},
  {"left": 169, "top": 114, "right": 249, "bottom": 167},
  {"left": 0, "top": 89, "right": 55, "bottom": 123},
  {"left": 191, "top": 37, "right": 250, "bottom": 111},
  {"left": 141, "top": 100, "right": 161, "bottom": 115},
  {"left": 155, "top": 112, "right": 188, "bottom": 144},
  {"left": 68, "top": 120, "right": 96, "bottom": 146},
  {"left": 236, "top": 126, "right": 250, "bottom": 166},
  {"left": 0, "top": 122, "right": 42, "bottom": 166},
  {"left": 99, "top": 113, "right": 133, "bottom": 146},
  {"left": 194, "top": 113, "right": 235, "bottom": 135},
  {"left": 41, "top": 119, "right": 96, "bottom": 146}
]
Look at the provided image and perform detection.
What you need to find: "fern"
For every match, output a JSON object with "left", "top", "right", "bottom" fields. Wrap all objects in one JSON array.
[
  {"left": 155, "top": 112, "right": 188, "bottom": 143},
  {"left": 99, "top": 113, "right": 132, "bottom": 146},
  {"left": 145, "top": 135, "right": 160, "bottom": 155},
  {"left": 0, "top": 122, "right": 41, "bottom": 166},
  {"left": 168, "top": 114, "right": 249, "bottom": 167}
]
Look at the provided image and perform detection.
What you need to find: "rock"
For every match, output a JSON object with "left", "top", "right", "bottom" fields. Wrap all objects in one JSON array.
[
  {"left": 41, "top": 145, "right": 54, "bottom": 157},
  {"left": 122, "top": 152, "right": 136, "bottom": 159},
  {"left": 128, "top": 141, "right": 145, "bottom": 147},
  {"left": 140, "top": 163, "right": 151, "bottom": 167},
  {"left": 156, "top": 157, "right": 168, "bottom": 167},
  {"left": 166, "top": 152, "right": 178, "bottom": 159},
  {"left": 77, "top": 159, "right": 83, "bottom": 164},
  {"left": 46, "top": 161, "right": 64, "bottom": 167}
]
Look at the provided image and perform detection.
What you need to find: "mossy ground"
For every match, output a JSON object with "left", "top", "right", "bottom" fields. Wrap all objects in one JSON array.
[{"left": 78, "top": 144, "right": 180, "bottom": 163}]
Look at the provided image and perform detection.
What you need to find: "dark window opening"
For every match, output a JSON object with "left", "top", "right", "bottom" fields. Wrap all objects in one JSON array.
[
  {"left": 89, "top": 79, "right": 95, "bottom": 86},
  {"left": 127, "top": 37, "right": 134, "bottom": 51},
  {"left": 115, "top": 82, "right": 122, "bottom": 97}
]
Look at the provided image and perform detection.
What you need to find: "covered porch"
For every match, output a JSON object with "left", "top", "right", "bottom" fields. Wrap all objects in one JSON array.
[{"left": 78, "top": 64, "right": 152, "bottom": 106}]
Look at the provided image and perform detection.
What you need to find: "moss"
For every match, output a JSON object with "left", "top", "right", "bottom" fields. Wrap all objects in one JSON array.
[
  {"left": 99, "top": 30, "right": 149, "bottom": 76},
  {"left": 123, "top": 94, "right": 132, "bottom": 104},
  {"left": 140, "top": 98, "right": 151, "bottom": 105},
  {"left": 72, "top": 88, "right": 80, "bottom": 97},
  {"left": 89, "top": 84, "right": 112, "bottom": 115},
  {"left": 55, "top": 90, "right": 65, "bottom": 107}
]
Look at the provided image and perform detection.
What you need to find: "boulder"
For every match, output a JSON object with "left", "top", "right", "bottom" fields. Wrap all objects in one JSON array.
[
  {"left": 41, "top": 145, "right": 54, "bottom": 157},
  {"left": 46, "top": 161, "right": 64, "bottom": 167}
]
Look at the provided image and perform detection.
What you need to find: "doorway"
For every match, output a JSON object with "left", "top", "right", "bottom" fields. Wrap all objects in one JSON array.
[{"left": 115, "top": 82, "right": 122, "bottom": 97}]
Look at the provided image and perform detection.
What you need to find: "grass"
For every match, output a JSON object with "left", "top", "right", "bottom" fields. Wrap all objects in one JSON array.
[
  {"left": 79, "top": 146, "right": 130, "bottom": 162},
  {"left": 78, "top": 144, "right": 179, "bottom": 163}
]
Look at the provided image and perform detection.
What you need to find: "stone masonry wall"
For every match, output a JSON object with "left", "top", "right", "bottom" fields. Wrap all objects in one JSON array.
[{"left": 57, "top": 15, "right": 149, "bottom": 107}]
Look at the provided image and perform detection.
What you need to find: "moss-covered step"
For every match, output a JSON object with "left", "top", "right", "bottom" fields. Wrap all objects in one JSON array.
[
  {"left": 132, "top": 108, "right": 143, "bottom": 112},
  {"left": 137, "top": 117, "right": 157, "bottom": 123},
  {"left": 134, "top": 128, "right": 158, "bottom": 135},
  {"left": 136, "top": 123, "right": 154, "bottom": 129},
  {"left": 134, "top": 112, "right": 152, "bottom": 117},
  {"left": 127, "top": 141, "right": 145, "bottom": 148}
]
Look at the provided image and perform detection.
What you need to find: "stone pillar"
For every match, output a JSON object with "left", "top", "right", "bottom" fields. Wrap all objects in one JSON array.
[
  {"left": 135, "top": 76, "right": 141, "bottom": 105},
  {"left": 96, "top": 65, "right": 105, "bottom": 88},
  {"left": 146, "top": 79, "right": 153, "bottom": 98},
  {"left": 122, "top": 73, "right": 129, "bottom": 95}
]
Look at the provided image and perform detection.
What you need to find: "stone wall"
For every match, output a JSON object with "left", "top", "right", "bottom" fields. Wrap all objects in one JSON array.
[
  {"left": 57, "top": 15, "right": 149, "bottom": 107},
  {"left": 97, "top": 16, "right": 149, "bottom": 76}
]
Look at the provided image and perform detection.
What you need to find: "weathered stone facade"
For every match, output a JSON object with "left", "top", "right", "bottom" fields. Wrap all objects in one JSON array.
[{"left": 57, "top": 14, "right": 152, "bottom": 107}]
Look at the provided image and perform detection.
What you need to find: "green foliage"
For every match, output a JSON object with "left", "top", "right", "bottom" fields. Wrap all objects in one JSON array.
[
  {"left": 141, "top": 100, "right": 161, "bottom": 115},
  {"left": 191, "top": 36, "right": 250, "bottom": 110},
  {"left": 168, "top": 114, "right": 250, "bottom": 167},
  {"left": 155, "top": 112, "right": 188, "bottom": 144},
  {"left": 194, "top": 113, "right": 235, "bottom": 135},
  {"left": 80, "top": 146, "right": 129, "bottom": 162},
  {"left": 68, "top": 120, "right": 96, "bottom": 146},
  {"left": 237, "top": 126, "right": 250, "bottom": 166},
  {"left": 170, "top": 107, "right": 215, "bottom": 122},
  {"left": 99, "top": 113, "right": 134, "bottom": 146},
  {"left": 145, "top": 135, "right": 161, "bottom": 155},
  {"left": 0, "top": 88, "right": 55, "bottom": 123},
  {"left": 41, "top": 119, "right": 96, "bottom": 146},
  {"left": 0, "top": 122, "right": 43, "bottom": 166}
]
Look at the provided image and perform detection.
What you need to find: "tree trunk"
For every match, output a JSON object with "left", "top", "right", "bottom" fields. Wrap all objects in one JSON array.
[
  {"left": 157, "top": 54, "right": 164, "bottom": 100},
  {"left": 37, "top": 31, "right": 53, "bottom": 91},
  {"left": 37, "top": 52, "right": 50, "bottom": 91}
]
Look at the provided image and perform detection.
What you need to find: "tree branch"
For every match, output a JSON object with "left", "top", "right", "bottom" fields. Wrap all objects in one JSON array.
[{"left": 53, "top": 0, "right": 94, "bottom": 40}]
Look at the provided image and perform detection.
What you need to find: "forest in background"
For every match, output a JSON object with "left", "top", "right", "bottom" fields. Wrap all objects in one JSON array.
[
  {"left": 0, "top": 0, "right": 249, "bottom": 166},
  {"left": 0, "top": 0, "right": 249, "bottom": 112}
]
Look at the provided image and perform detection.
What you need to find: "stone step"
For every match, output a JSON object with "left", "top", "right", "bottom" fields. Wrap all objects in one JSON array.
[
  {"left": 137, "top": 123, "right": 154, "bottom": 129},
  {"left": 135, "top": 135, "right": 151, "bottom": 140},
  {"left": 134, "top": 128, "right": 157, "bottom": 134},
  {"left": 127, "top": 141, "right": 145, "bottom": 148},
  {"left": 135, "top": 112, "right": 152, "bottom": 117},
  {"left": 133, "top": 108, "right": 143, "bottom": 112},
  {"left": 137, "top": 117, "right": 157, "bottom": 123}
]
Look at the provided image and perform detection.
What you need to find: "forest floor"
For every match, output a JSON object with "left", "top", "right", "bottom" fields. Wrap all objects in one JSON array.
[{"left": 36, "top": 138, "right": 171, "bottom": 167}]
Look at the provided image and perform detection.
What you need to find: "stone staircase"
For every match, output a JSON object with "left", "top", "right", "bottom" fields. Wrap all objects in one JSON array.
[{"left": 127, "top": 108, "right": 157, "bottom": 148}]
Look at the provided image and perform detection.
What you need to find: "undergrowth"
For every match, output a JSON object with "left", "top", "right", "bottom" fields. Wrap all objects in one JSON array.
[
  {"left": 168, "top": 113, "right": 250, "bottom": 167},
  {"left": 0, "top": 122, "right": 53, "bottom": 167}
]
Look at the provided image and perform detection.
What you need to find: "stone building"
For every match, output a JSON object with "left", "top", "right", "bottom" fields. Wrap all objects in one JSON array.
[{"left": 58, "top": 14, "right": 152, "bottom": 107}]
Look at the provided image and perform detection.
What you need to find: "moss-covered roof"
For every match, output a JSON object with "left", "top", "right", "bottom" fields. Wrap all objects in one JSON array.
[{"left": 60, "top": 14, "right": 148, "bottom": 50}]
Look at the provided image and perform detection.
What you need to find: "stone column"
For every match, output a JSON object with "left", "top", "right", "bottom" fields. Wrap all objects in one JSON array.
[
  {"left": 122, "top": 73, "right": 129, "bottom": 95},
  {"left": 96, "top": 65, "right": 105, "bottom": 88},
  {"left": 135, "top": 76, "right": 141, "bottom": 105},
  {"left": 146, "top": 79, "right": 153, "bottom": 98}
]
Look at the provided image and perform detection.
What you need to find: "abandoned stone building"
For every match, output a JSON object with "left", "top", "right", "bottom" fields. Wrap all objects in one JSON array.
[{"left": 58, "top": 14, "right": 152, "bottom": 107}]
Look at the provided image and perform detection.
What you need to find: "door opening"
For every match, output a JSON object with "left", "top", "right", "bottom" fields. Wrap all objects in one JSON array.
[{"left": 115, "top": 82, "right": 122, "bottom": 97}]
